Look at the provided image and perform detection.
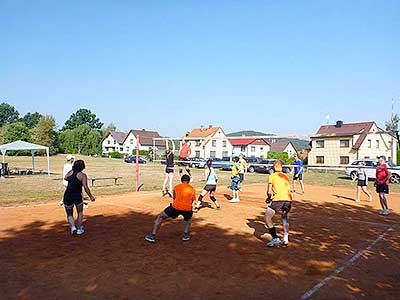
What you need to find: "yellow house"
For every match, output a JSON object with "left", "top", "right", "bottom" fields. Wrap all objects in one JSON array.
[{"left": 308, "top": 121, "right": 398, "bottom": 166}]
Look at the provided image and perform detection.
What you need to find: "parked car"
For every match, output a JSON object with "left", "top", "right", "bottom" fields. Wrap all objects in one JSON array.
[
  {"left": 221, "top": 156, "right": 262, "bottom": 173},
  {"left": 124, "top": 156, "right": 147, "bottom": 164},
  {"left": 255, "top": 159, "right": 291, "bottom": 174},
  {"left": 196, "top": 158, "right": 224, "bottom": 169},
  {"left": 345, "top": 159, "right": 400, "bottom": 183},
  {"left": 246, "top": 157, "right": 262, "bottom": 173}
]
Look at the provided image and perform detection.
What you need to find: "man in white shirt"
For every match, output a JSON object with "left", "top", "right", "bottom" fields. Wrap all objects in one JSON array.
[{"left": 59, "top": 155, "right": 75, "bottom": 206}]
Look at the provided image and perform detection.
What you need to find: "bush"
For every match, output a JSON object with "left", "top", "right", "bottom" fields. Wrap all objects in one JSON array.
[
  {"left": 109, "top": 151, "right": 123, "bottom": 159},
  {"left": 267, "top": 151, "right": 295, "bottom": 165},
  {"left": 397, "top": 150, "right": 400, "bottom": 165},
  {"left": 132, "top": 149, "right": 151, "bottom": 156}
]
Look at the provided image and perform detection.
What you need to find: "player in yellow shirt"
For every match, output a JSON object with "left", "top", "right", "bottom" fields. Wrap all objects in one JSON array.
[
  {"left": 264, "top": 160, "right": 292, "bottom": 247},
  {"left": 238, "top": 154, "right": 247, "bottom": 190},
  {"left": 229, "top": 157, "right": 241, "bottom": 203}
]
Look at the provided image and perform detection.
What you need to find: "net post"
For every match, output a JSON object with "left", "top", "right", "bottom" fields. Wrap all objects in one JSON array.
[{"left": 136, "top": 135, "right": 139, "bottom": 192}]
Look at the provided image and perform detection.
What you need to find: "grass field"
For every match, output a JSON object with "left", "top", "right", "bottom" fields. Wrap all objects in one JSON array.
[{"left": 1, "top": 155, "right": 399, "bottom": 206}]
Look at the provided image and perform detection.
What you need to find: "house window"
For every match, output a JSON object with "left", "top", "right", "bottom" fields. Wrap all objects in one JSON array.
[
  {"left": 114, "top": 140, "right": 116, "bottom": 144},
  {"left": 316, "top": 140, "right": 324, "bottom": 148},
  {"left": 376, "top": 140, "right": 380, "bottom": 149},
  {"left": 107, "top": 140, "right": 110, "bottom": 145},
  {"left": 210, "top": 151, "right": 216, "bottom": 158},
  {"left": 340, "top": 156, "right": 349, "bottom": 165},
  {"left": 260, "top": 147, "right": 264, "bottom": 151},
  {"left": 316, "top": 156, "right": 324, "bottom": 164},
  {"left": 222, "top": 141, "right": 227, "bottom": 148},
  {"left": 120, "top": 147, "right": 123, "bottom": 151},
  {"left": 212, "top": 140, "right": 217, "bottom": 147},
  {"left": 240, "top": 146, "right": 246, "bottom": 152},
  {"left": 368, "top": 139, "right": 372, "bottom": 148},
  {"left": 389, "top": 141, "right": 393, "bottom": 149},
  {"left": 222, "top": 151, "right": 229, "bottom": 157},
  {"left": 195, "top": 151, "right": 200, "bottom": 158},
  {"left": 130, "top": 139, "right": 134, "bottom": 144},
  {"left": 251, "top": 146, "right": 256, "bottom": 152},
  {"left": 195, "top": 140, "right": 201, "bottom": 147},
  {"left": 340, "top": 139, "right": 350, "bottom": 148}
]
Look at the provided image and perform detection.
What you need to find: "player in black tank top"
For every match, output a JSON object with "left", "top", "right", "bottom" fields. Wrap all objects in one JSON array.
[
  {"left": 63, "top": 160, "right": 96, "bottom": 236},
  {"left": 162, "top": 148, "right": 175, "bottom": 197}
]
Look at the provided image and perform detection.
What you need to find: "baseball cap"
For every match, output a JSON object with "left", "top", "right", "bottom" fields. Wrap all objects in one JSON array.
[{"left": 66, "top": 154, "right": 75, "bottom": 161}]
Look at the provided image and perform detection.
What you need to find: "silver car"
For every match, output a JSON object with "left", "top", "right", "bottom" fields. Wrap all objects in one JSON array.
[{"left": 345, "top": 159, "right": 400, "bottom": 183}]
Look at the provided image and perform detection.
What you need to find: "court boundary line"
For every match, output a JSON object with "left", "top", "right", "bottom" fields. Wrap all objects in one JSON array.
[{"left": 299, "top": 225, "right": 395, "bottom": 300}]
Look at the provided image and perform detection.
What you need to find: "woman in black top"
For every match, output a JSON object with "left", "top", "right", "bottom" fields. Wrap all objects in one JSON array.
[
  {"left": 63, "top": 160, "right": 96, "bottom": 236},
  {"left": 162, "top": 148, "right": 174, "bottom": 197}
]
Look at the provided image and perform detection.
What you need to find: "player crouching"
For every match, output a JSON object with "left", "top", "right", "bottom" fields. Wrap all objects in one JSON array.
[
  {"left": 146, "top": 175, "right": 195, "bottom": 243},
  {"left": 264, "top": 161, "right": 292, "bottom": 247}
]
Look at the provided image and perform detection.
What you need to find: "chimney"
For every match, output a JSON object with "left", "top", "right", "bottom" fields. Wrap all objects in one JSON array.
[
  {"left": 200, "top": 125, "right": 204, "bottom": 131},
  {"left": 208, "top": 125, "right": 212, "bottom": 128},
  {"left": 335, "top": 120, "right": 343, "bottom": 128},
  {"left": 142, "top": 129, "right": 145, "bottom": 131}
]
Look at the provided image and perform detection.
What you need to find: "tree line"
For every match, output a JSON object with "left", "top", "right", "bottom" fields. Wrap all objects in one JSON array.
[{"left": 0, "top": 102, "right": 116, "bottom": 155}]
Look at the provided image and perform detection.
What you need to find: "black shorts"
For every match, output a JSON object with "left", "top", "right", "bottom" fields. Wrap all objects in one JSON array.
[
  {"left": 239, "top": 173, "right": 244, "bottom": 183},
  {"left": 376, "top": 184, "right": 389, "bottom": 194},
  {"left": 178, "top": 157, "right": 190, "bottom": 167},
  {"left": 165, "top": 167, "right": 174, "bottom": 174},
  {"left": 164, "top": 204, "right": 193, "bottom": 221},
  {"left": 63, "top": 192, "right": 83, "bottom": 207},
  {"left": 204, "top": 184, "right": 216, "bottom": 192},
  {"left": 357, "top": 180, "right": 367, "bottom": 187},
  {"left": 293, "top": 173, "right": 303, "bottom": 181},
  {"left": 269, "top": 201, "right": 292, "bottom": 217}
]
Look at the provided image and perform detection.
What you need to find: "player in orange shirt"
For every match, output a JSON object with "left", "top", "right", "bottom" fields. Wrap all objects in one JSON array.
[
  {"left": 145, "top": 175, "right": 196, "bottom": 243},
  {"left": 264, "top": 160, "right": 293, "bottom": 247}
]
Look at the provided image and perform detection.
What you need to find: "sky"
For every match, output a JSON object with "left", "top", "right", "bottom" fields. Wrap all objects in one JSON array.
[{"left": 1, "top": 0, "right": 399, "bottom": 137}]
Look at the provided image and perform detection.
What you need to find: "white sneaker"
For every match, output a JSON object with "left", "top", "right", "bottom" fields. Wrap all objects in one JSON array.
[
  {"left": 266, "top": 238, "right": 281, "bottom": 247},
  {"left": 381, "top": 209, "right": 390, "bottom": 216},
  {"left": 77, "top": 227, "right": 85, "bottom": 235},
  {"left": 83, "top": 202, "right": 89, "bottom": 209},
  {"left": 58, "top": 199, "right": 64, "bottom": 206},
  {"left": 229, "top": 198, "right": 240, "bottom": 203},
  {"left": 71, "top": 227, "right": 77, "bottom": 235},
  {"left": 282, "top": 234, "right": 289, "bottom": 245}
]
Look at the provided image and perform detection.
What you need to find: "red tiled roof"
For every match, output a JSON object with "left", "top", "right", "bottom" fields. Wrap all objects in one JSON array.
[
  {"left": 128, "top": 129, "right": 164, "bottom": 147},
  {"left": 314, "top": 122, "right": 375, "bottom": 150},
  {"left": 110, "top": 131, "right": 128, "bottom": 145},
  {"left": 186, "top": 127, "right": 220, "bottom": 138},
  {"left": 270, "top": 141, "right": 291, "bottom": 152},
  {"left": 229, "top": 138, "right": 270, "bottom": 146}
]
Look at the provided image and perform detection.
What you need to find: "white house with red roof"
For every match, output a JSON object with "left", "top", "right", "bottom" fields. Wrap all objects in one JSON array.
[
  {"left": 184, "top": 126, "right": 233, "bottom": 158},
  {"left": 308, "top": 121, "right": 398, "bottom": 166},
  {"left": 229, "top": 138, "right": 270, "bottom": 158},
  {"left": 270, "top": 141, "right": 298, "bottom": 158},
  {"left": 102, "top": 129, "right": 165, "bottom": 155}
]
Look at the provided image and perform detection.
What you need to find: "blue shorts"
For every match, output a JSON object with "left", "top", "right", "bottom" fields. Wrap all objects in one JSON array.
[{"left": 231, "top": 177, "right": 240, "bottom": 191}]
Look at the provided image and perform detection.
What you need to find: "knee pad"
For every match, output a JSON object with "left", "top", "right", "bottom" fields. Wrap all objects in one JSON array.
[
  {"left": 282, "top": 215, "right": 289, "bottom": 225},
  {"left": 65, "top": 207, "right": 74, "bottom": 217}
]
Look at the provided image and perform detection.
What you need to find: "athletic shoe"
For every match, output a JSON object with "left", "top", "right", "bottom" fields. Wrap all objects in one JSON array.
[
  {"left": 215, "top": 206, "right": 221, "bottom": 210},
  {"left": 193, "top": 207, "right": 199, "bottom": 213},
  {"left": 58, "top": 199, "right": 64, "bottom": 206},
  {"left": 229, "top": 198, "right": 240, "bottom": 203},
  {"left": 83, "top": 202, "right": 89, "bottom": 209},
  {"left": 71, "top": 227, "right": 77, "bottom": 236},
  {"left": 182, "top": 233, "right": 190, "bottom": 242},
  {"left": 145, "top": 233, "right": 156, "bottom": 243},
  {"left": 355, "top": 199, "right": 360, "bottom": 202},
  {"left": 381, "top": 209, "right": 390, "bottom": 216},
  {"left": 77, "top": 227, "right": 85, "bottom": 235},
  {"left": 266, "top": 238, "right": 281, "bottom": 248},
  {"left": 282, "top": 234, "right": 289, "bottom": 246},
  {"left": 378, "top": 209, "right": 385, "bottom": 215}
]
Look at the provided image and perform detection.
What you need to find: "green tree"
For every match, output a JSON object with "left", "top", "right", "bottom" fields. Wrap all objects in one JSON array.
[
  {"left": 21, "top": 112, "right": 43, "bottom": 129},
  {"left": 267, "top": 151, "right": 295, "bottom": 165},
  {"left": 3, "top": 122, "right": 31, "bottom": 144},
  {"left": 58, "top": 124, "right": 101, "bottom": 155},
  {"left": 386, "top": 113, "right": 399, "bottom": 133},
  {"left": 101, "top": 123, "right": 117, "bottom": 138},
  {"left": 0, "top": 102, "right": 19, "bottom": 127},
  {"left": 63, "top": 108, "right": 103, "bottom": 131},
  {"left": 31, "top": 115, "right": 57, "bottom": 153}
]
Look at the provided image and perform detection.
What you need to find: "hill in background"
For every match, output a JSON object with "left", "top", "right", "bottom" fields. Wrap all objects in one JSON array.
[{"left": 227, "top": 130, "right": 310, "bottom": 151}]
